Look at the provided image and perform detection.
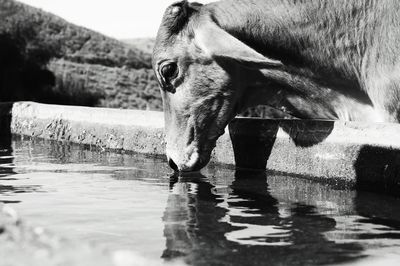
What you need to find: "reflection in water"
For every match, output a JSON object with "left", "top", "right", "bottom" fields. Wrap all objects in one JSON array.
[
  {"left": 0, "top": 135, "right": 21, "bottom": 203},
  {"left": 163, "top": 170, "right": 365, "bottom": 265},
  {"left": 0, "top": 137, "right": 43, "bottom": 203},
  {"left": 223, "top": 170, "right": 291, "bottom": 246},
  {"left": 0, "top": 136, "right": 14, "bottom": 176}
]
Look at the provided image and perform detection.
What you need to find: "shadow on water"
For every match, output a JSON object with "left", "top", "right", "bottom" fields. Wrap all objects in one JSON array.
[
  {"left": 354, "top": 189, "right": 400, "bottom": 241},
  {"left": 354, "top": 145, "right": 400, "bottom": 195},
  {"left": 162, "top": 170, "right": 365, "bottom": 266},
  {"left": 0, "top": 102, "right": 15, "bottom": 179}
]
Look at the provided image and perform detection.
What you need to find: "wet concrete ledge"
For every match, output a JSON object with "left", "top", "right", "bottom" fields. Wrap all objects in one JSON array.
[{"left": 2, "top": 101, "right": 400, "bottom": 194}]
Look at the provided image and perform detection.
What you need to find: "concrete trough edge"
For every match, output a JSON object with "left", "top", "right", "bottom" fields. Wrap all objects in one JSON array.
[{"left": 2, "top": 101, "right": 400, "bottom": 194}]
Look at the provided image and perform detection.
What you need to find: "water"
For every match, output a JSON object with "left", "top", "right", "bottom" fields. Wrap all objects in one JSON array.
[{"left": 1, "top": 136, "right": 400, "bottom": 265}]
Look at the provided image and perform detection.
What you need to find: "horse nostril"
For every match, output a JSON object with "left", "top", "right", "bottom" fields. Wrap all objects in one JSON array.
[{"left": 168, "top": 158, "right": 179, "bottom": 172}]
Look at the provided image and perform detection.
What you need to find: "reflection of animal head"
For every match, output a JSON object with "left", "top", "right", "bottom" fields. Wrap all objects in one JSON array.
[
  {"left": 162, "top": 173, "right": 223, "bottom": 259},
  {"left": 153, "top": 0, "right": 400, "bottom": 172}
]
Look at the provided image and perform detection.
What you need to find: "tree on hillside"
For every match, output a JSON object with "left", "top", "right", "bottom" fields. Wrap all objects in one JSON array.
[
  {"left": 0, "top": 31, "right": 103, "bottom": 106},
  {"left": 0, "top": 32, "right": 55, "bottom": 101}
]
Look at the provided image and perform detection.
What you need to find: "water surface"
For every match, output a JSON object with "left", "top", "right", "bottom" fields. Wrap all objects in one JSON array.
[{"left": 1, "top": 136, "right": 400, "bottom": 265}]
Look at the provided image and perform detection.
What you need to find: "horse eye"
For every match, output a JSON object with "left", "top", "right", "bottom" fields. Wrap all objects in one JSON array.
[{"left": 161, "top": 62, "right": 178, "bottom": 81}]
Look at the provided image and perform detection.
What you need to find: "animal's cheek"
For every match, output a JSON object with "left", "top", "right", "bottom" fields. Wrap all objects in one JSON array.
[{"left": 167, "top": 85, "right": 197, "bottom": 113}]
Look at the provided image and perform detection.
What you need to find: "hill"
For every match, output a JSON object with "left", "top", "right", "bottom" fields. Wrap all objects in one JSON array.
[
  {"left": 122, "top": 38, "right": 155, "bottom": 55},
  {"left": 48, "top": 59, "right": 160, "bottom": 109},
  {"left": 0, "top": 0, "right": 162, "bottom": 109},
  {"left": 0, "top": 0, "right": 151, "bottom": 68}
]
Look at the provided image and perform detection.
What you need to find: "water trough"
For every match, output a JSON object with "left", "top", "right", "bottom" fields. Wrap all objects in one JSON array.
[{"left": 1, "top": 101, "right": 400, "bottom": 195}]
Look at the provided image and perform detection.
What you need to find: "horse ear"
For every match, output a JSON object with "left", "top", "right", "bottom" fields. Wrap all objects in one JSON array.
[{"left": 194, "top": 21, "right": 282, "bottom": 69}]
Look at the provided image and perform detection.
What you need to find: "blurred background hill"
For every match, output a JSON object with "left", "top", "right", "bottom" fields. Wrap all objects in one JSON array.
[
  {"left": 0, "top": 0, "right": 162, "bottom": 110},
  {"left": 122, "top": 38, "right": 155, "bottom": 55}
]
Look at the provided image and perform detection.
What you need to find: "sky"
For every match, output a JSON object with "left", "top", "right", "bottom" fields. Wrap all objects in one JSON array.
[{"left": 18, "top": 0, "right": 215, "bottom": 39}]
